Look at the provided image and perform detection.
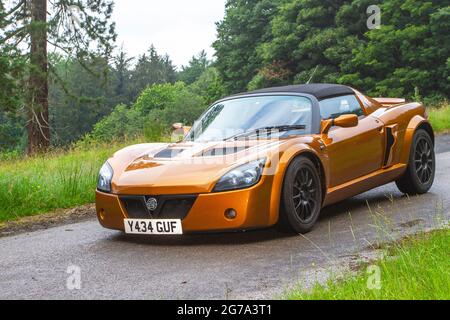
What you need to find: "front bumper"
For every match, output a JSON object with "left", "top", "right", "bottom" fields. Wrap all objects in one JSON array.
[{"left": 95, "top": 176, "right": 276, "bottom": 233}]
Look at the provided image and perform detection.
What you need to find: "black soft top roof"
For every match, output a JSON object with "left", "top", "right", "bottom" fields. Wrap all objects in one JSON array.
[{"left": 234, "top": 83, "right": 354, "bottom": 101}]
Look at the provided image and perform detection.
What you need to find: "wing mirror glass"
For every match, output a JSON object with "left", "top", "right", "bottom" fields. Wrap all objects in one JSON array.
[{"left": 321, "top": 114, "right": 359, "bottom": 134}]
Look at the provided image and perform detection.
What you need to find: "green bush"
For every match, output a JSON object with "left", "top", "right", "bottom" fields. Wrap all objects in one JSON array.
[
  {"left": 87, "top": 104, "right": 142, "bottom": 142},
  {"left": 190, "top": 67, "right": 226, "bottom": 105},
  {"left": 86, "top": 82, "right": 208, "bottom": 143}
]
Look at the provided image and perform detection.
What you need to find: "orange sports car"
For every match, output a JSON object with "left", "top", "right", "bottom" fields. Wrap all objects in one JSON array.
[{"left": 96, "top": 84, "right": 435, "bottom": 235}]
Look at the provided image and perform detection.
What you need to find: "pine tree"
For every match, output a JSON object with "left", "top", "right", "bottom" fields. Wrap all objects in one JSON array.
[
  {"left": 213, "top": 0, "right": 282, "bottom": 94},
  {"left": 178, "top": 50, "right": 210, "bottom": 85},
  {"left": 113, "top": 46, "right": 134, "bottom": 103},
  {"left": 128, "top": 45, "right": 177, "bottom": 99},
  {"left": 0, "top": 0, "right": 116, "bottom": 153}
]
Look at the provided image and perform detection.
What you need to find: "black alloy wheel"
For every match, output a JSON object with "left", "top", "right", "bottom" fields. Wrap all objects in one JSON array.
[{"left": 278, "top": 156, "right": 323, "bottom": 234}]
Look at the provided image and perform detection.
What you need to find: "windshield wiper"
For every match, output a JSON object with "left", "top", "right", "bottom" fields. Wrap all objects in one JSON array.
[{"left": 224, "top": 124, "right": 306, "bottom": 141}]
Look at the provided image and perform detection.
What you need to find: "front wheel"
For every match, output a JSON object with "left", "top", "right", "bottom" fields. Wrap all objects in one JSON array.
[
  {"left": 395, "top": 129, "right": 435, "bottom": 195},
  {"left": 278, "top": 157, "right": 323, "bottom": 234}
]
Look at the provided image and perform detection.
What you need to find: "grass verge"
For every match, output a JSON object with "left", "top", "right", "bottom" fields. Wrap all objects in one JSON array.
[
  {"left": 0, "top": 141, "right": 136, "bottom": 222},
  {"left": 286, "top": 229, "right": 450, "bottom": 300},
  {"left": 429, "top": 103, "right": 450, "bottom": 133}
]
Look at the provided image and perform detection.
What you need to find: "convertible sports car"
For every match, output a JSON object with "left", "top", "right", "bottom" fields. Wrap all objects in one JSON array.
[{"left": 96, "top": 84, "right": 435, "bottom": 235}]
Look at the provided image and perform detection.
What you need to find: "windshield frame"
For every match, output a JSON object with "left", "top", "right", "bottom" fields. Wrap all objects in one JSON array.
[{"left": 184, "top": 92, "right": 321, "bottom": 142}]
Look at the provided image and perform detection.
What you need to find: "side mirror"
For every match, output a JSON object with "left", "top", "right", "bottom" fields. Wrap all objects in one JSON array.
[
  {"left": 334, "top": 114, "right": 359, "bottom": 128},
  {"left": 321, "top": 114, "right": 359, "bottom": 134}
]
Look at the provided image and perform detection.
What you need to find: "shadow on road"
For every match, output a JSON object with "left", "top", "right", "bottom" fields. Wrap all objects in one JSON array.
[
  {"left": 319, "top": 189, "right": 405, "bottom": 220},
  {"left": 109, "top": 227, "right": 293, "bottom": 246}
]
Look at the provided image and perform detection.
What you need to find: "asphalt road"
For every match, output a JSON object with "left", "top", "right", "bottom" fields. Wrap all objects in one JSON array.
[{"left": 1, "top": 136, "right": 449, "bottom": 300}]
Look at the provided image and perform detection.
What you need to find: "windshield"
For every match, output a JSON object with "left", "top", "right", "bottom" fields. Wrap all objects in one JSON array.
[{"left": 185, "top": 95, "right": 313, "bottom": 142}]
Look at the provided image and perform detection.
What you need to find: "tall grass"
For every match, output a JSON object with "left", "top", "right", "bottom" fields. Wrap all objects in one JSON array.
[
  {"left": 0, "top": 142, "right": 132, "bottom": 222},
  {"left": 286, "top": 229, "right": 450, "bottom": 300},
  {"left": 429, "top": 103, "right": 450, "bottom": 133}
]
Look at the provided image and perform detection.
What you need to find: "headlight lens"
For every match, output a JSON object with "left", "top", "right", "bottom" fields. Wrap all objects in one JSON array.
[
  {"left": 97, "top": 161, "right": 113, "bottom": 193},
  {"left": 213, "top": 159, "right": 266, "bottom": 192}
]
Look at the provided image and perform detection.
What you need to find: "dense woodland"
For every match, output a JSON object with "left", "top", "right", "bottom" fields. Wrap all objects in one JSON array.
[{"left": 0, "top": 0, "right": 449, "bottom": 154}]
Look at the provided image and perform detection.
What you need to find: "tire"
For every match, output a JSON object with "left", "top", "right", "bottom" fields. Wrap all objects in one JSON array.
[
  {"left": 278, "top": 156, "right": 323, "bottom": 234},
  {"left": 395, "top": 129, "right": 435, "bottom": 195}
]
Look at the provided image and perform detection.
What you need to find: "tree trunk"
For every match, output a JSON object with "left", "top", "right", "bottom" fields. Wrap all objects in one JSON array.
[{"left": 28, "top": 0, "right": 49, "bottom": 154}]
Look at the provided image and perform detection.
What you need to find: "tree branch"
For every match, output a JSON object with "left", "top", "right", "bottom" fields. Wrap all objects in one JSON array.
[
  {"left": 0, "top": 24, "right": 28, "bottom": 44},
  {"left": 4, "top": 0, "right": 26, "bottom": 17}
]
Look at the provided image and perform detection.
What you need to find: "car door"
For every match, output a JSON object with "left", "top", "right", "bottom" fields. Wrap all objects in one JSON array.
[{"left": 320, "top": 95, "right": 385, "bottom": 187}]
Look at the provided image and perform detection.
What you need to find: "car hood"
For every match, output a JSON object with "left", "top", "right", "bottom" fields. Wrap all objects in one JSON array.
[{"left": 109, "top": 139, "right": 285, "bottom": 195}]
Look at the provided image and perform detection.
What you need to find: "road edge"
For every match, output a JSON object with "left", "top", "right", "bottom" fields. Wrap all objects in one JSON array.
[{"left": 0, "top": 204, "right": 96, "bottom": 238}]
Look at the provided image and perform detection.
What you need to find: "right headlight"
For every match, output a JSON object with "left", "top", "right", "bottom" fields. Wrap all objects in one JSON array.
[
  {"left": 213, "top": 159, "right": 266, "bottom": 192},
  {"left": 97, "top": 161, "right": 113, "bottom": 193}
]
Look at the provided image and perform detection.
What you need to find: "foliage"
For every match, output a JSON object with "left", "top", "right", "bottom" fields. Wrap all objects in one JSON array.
[
  {"left": 0, "top": 45, "right": 27, "bottom": 152},
  {"left": 286, "top": 229, "right": 450, "bottom": 299},
  {"left": 0, "top": 111, "right": 24, "bottom": 151},
  {"left": 0, "top": 142, "right": 135, "bottom": 221},
  {"left": 127, "top": 45, "right": 177, "bottom": 99},
  {"left": 0, "top": 45, "right": 25, "bottom": 113},
  {"left": 113, "top": 46, "right": 134, "bottom": 105},
  {"left": 2, "top": 0, "right": 449, "bottom": 155},
  {"left": 48, "top": 44, "right": 181, "bottom": 147},
  {"left": 178, "top": 50, "right": 210, "bottom": 85},
  {"left": 1, "top": 0, "right": 117, "bottom": 153},
  {"left": 342, "top": 0, "right": 450, "bottom": 97},
  {"left": 213, "top": 0, "right": 282, "bottom": 93},
  {"left": 213, "top": 0, "right": 450, "bottom": 100},
  {"left": 49, "top": 55, "right": 119, "bottom": 146},
  {"left": 190, "top": 67, "right": 226, "bottom": 105},
  {"left": 429, "top": 103, "right": 450, "bottom": 133},
  {"left": 87, "top": 82, "right": 207, "bottom": 143}
]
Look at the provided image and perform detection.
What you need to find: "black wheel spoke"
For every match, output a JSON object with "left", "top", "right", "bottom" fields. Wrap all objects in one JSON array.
[
  {"left": 417, "top": 141, "right": 423, "bottom": 153},
  {"left": 413, "top": 137, "right": 434, "bottom": 184},
  {"left": 293, "top": 166, "right": 319, "bottom": 223},
  {"left": 299, "top": 202, "right": 306, "bottom": 219},
  {"left": 303, "top": 202, "right": 310, "bottom": 218}
]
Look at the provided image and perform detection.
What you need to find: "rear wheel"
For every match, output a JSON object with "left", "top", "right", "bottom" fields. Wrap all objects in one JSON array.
[
  {"left": 278, "top": 157, "right": 323, "bottom": 234},
  {"left": 395, "top": 129, "right": 435, "bottom": 195}
]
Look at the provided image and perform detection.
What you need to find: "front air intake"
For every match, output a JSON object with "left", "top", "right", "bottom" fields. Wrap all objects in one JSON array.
[{"left": 120, "top": 194, "right": 197, "bottom": 220}]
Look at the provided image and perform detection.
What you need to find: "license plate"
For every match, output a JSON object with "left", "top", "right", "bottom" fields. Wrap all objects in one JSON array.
[{"left": 124, "top": 219, "right": 183, "bottom": 235}]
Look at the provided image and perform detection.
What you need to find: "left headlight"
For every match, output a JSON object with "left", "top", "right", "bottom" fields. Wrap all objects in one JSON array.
[
  {"left": 213, "top": 159, "right": 266, "bottom": 192},
  {"left": 97, "top": 161, "right": 114, "bottom": 193}
]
